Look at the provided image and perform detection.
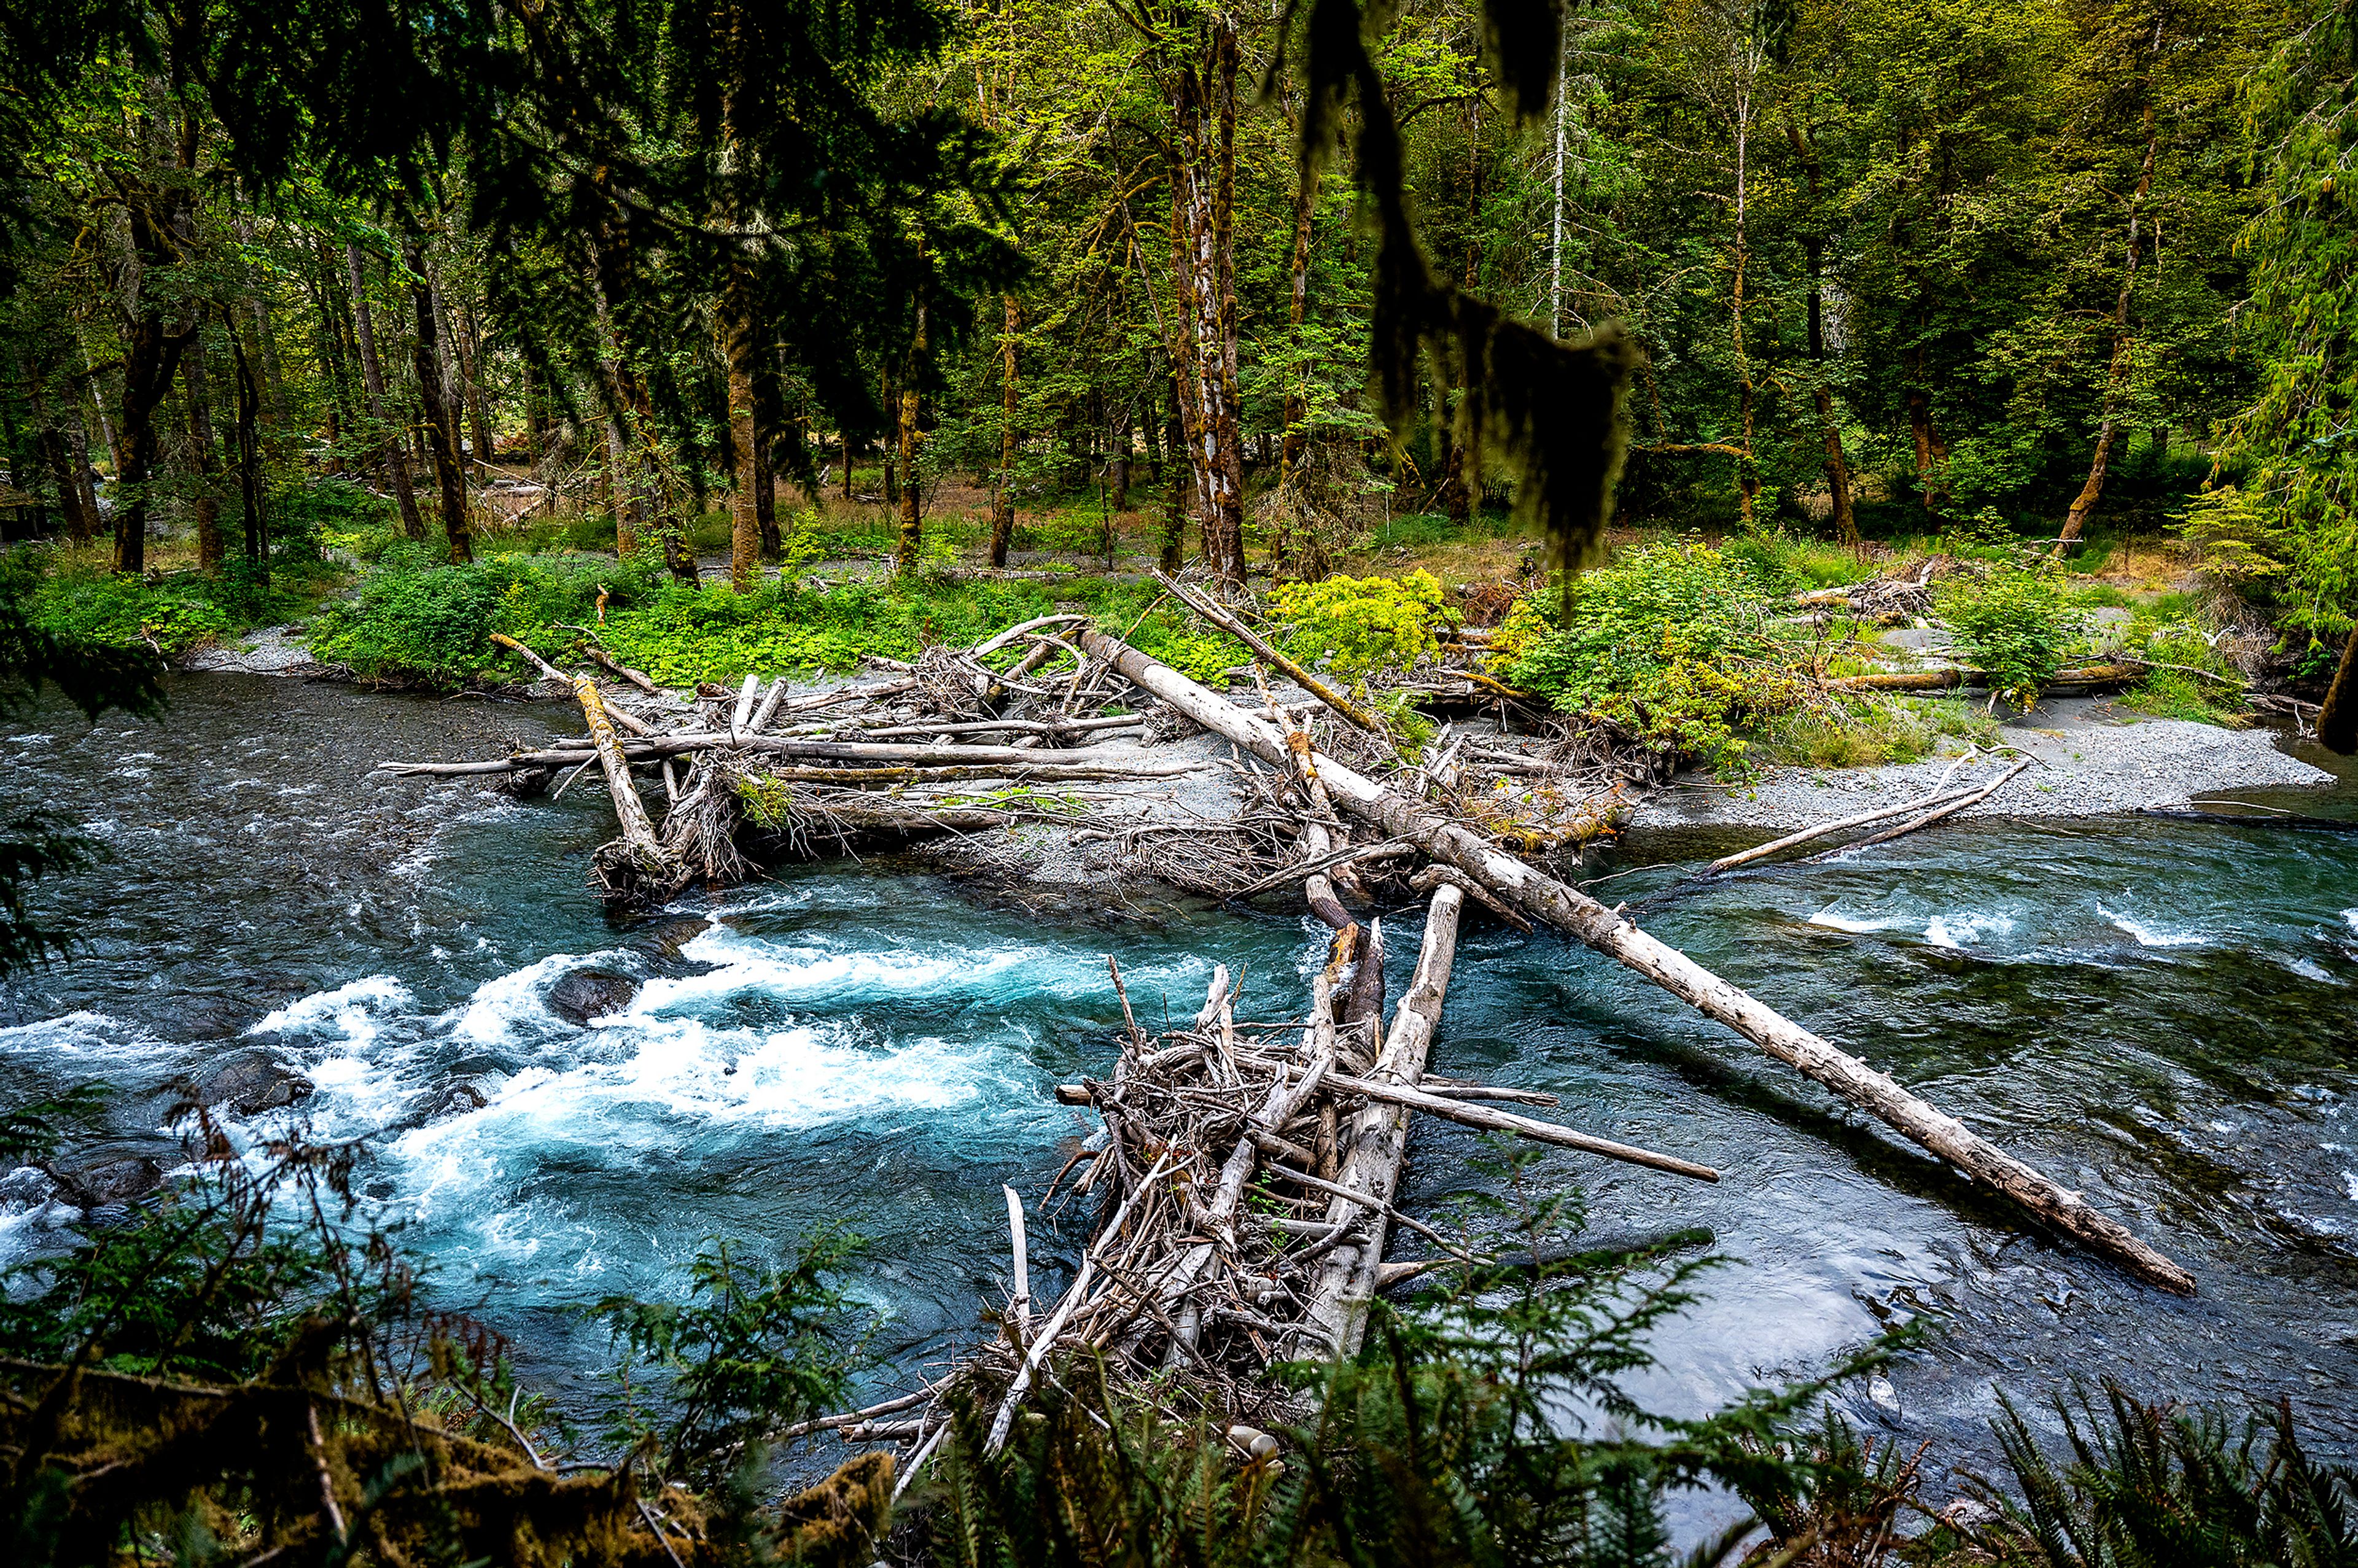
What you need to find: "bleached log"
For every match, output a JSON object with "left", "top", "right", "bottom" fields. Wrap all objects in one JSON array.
[
  {"left": 491, "top": 634, "right": 666, "bottom": 877},
  {"left": 1078, "top": 627, "right": 2198, "bottom": 1295},
  {"left": 1298, "top": 883, "right": 1461, "bottom": 1356}
]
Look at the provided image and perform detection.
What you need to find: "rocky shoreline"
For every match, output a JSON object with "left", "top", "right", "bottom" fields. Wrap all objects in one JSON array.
[{"left": 1628, "top": 694, "right": 2343, "bottom": 833}]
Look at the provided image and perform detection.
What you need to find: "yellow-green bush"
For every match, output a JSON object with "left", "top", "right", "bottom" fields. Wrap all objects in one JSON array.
[{"left": 1266, "top": 568, "right": 1454, "bottom": 678}]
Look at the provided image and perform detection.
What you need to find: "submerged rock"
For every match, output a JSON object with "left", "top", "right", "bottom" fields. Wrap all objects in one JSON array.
[
  {"left": 625, "top": 915, "right": 717, "bottom": 976},
  {"left": 394, "top": 1080, "right": 491, "bottom": 1128},
  {"left": 193, "top": 1049, "right": 317, "bottom": 1115},
  {"left": 547, "top": 968, "right": 639, "bottom": 1023}
]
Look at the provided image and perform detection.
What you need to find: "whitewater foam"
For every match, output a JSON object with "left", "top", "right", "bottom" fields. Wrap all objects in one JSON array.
[
  {"left": 2097, "top": 904, "right": 2208, "bottom": 949},
  {"left": 1808, "top": 907, "right": 1918, "bottom": 935},
  {"left": 1924, "top": 911, "right": 2016, "bottom": 949},
  {"left": 248, "top": 976, "right": 416, "bottom": 1046}
]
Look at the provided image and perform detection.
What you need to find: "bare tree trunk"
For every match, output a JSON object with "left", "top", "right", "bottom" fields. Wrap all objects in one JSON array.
[
  {"left": 225, "top": 312, "right": 267, "bottom": 570},
  {"left": 754, "top": 427, "right": 780, "bottom": 562},
  {"left": 63, "top": 398, "right": 98, "bottom": 541},
  {"left": 459, "top": 298, "right": 496, "bottom": 465},
  {"left": 1169, "top": 23, "right": 1247, "bottom": 584},
  {"left": 990, "top": 293, "right": 1019, "bottom": 566},
  {"left": 893, "top": 289, "right": 927, "bottom": 573},
  {"left": 404, "top": 236, "right": 471, "bottom": 563},
  {"left": 343, "top": 242, "right": 425, "bottom": 540},
  {"left": 182, "top": 334, "right": 226, "bottom": 569},
  {"left": 2057, "top": 114, "right": 2159, "bottom": 557},
  {"left": 1787, "top": 122, "right": 1858, "bottom": 547}
]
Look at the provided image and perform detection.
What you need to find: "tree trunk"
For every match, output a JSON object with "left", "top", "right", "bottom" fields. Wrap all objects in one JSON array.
[
  {"left": 1162, "top": 374, "right": 1187, "bottom": 570},
  {"left": 182, "top": 334, "right": 226, "bottom": 570},
  {"left": 722, "top": 254, "right": 761, "bottom": 591},
  {"left": 1295, "top": 882, "right": 1454, "bottom": 1354},
  {"left": 881, "top": 366, "right": 898, "bottom": 505},
  {"left": 53, "top": 382, "right": 99, "bottom": 542},
  {"left": 1080, "top": 627, "right": 2201, "bottom": 1297},
  {"left": 2058, "top": 114, "right": 2160, "bottom": 556},
  {"left": 1788, "top": 121, "right": 1858, "bottom": 547},
  {"left": 1169, "top": 23, "right": 1247, "bottom": 584},
  {"left": 404, "top": 237, "right": 471, "bottom": 562},
  {"left": 584, "top": 239, "right": 644, "bottom": 557},
  {"left": 755, "top": 427, "right": 780, "bottom": 562},
  {"left": 225, "top": 314, "right": 267, "bottom": 570},
  {"left": 23, "top": 364, "right": 89, "bottom": 542},
  {"left": 893, "top": 290, "right": 927, "bottom": 573},
  {"left": 1111, "top": 403, "right": 1130, "bottom": 512},
  {"left": 990, "top": 293, "right": 1019, "bottom": 567},
  {"left": 344, "top": 243, "right": 426, "bottom": 540},
  {"left": 459, "top": 297, "right": 496, "bottom": 465}
]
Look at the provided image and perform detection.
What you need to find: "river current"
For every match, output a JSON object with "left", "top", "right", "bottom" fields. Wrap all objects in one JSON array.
[{"left": 5, "top": 673, "right": 2356, "bottom": 1487}]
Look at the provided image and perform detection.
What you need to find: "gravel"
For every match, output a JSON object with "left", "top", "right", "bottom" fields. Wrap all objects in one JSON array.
[{"left": 1628, "top": 697, "right": 2338, "bottom": 831}]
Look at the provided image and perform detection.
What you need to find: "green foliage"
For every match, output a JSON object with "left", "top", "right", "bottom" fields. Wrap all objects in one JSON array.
[
  {"left": 1267, "top": 567, "right": 1455, "bottom": 678},
  {"left": 2118, "top": 621, "right": 2251, "bottom": 727},
  {"left": 2220, "top": 0, "right": 2358, "bottom": 636},
  {"left": 589, "top": 1230, "right": 870, "bottom": 1488},
  {"left": 305, "top": 549, "right": 659, "bottom": 684},
  {"left": 1935, "top": 565, "right": 2087, "bottom": 707},
  {"left": 305, "top": 551, "right": 1248, "bottom": 689},
  {"left": 1503, "top": 540, "right": 1810, "bottom": 771},
  {"left": 1981, "top": 1379, "right": 2358, "bottom": 1567},
  {"left": 1759, "top": 696, "right": 1997, "bottom": 769}
]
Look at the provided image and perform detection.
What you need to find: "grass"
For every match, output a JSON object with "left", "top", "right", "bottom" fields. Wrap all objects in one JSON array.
[{"left": 1756, "top": 695, "right": 1999, "bottom": 769}]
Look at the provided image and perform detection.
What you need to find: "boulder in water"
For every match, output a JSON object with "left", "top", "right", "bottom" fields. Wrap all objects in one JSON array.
[
  {"left": 547, "top": 968, "right": 639, "bottom": 1023},
  {"left": 395, "top": 1080, "right": 491, "bottom": 1128},
  {"left": 625, "top": 915, "right": 718, "bottom": 977},
  {"left": 627, "top": 915, "right": 712, "bottom": 969},
  {"left": 44, "top": 1152, "right": 166, "bottom": 1208},
  {"left": 193, "top": 1049, "right": 316, "bottom": 1114}
]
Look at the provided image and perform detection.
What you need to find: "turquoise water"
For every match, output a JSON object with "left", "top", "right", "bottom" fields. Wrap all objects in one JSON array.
[{"left": 4, "top": 673, "right": 2356, "bottom": 1482}]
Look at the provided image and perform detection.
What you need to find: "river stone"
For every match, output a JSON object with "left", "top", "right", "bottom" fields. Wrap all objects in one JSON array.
[
  {"left": 398, "top": 1080, "right": 491, "bottom": 1127},
  {"left": 44, "top": 1153, "right": 166, "bottom": 1207},
  {"left": 547, "top": 968, "right": 639, "bottom": 1023},
  {"left": 625, "top": 915, "right": 715, "bottom": 976},
  {"left": 193, "top": 1049, "right": 317, "bottom": 1114}
]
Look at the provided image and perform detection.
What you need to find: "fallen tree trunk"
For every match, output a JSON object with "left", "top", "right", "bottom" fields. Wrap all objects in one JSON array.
[
  {"left": 1829, "top": 663, "right": 2140, "bottom": 693},
  {"left": 492, "top": 634, "right": 668, "bottom": 886},
  {"left": 378, "top": 735, "right": 1151, "bottom": 775},
  {"left": 1078, "top": 628, "right": 2198, "bottom": 1294},
  {"left": 1155, "top": 569, "right": 1388, "bottom": 737},
  {"left": 1298, "top": 883, "right": 1461, "bottom": 1356}
]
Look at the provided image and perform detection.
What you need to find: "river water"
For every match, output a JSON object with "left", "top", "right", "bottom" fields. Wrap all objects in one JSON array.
[{"left": 5, "top": 673, "right": 2356, "bottom": 1488}]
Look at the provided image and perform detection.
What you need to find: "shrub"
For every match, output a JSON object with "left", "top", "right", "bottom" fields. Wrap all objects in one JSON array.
[
  {"left": 1936, "top": 564, "right": 2085, "bottom": 707},
  {"left": 1501, "top": 540, "right": 1810, "bottom": 771},
  {"left": 1267, "top": 567, "right": 1454, "bottom": 678},
  {"left": 24, "top": 561, "right": 235, "bottom": 658}
]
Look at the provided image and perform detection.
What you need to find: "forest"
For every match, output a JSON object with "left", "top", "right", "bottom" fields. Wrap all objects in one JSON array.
[{"left": 3, "top": 0, "right": 2358, "bottom": 1560}]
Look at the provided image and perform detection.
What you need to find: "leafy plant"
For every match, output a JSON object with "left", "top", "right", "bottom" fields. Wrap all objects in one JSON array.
[
  {"left": 1936, "top": 564, "right": 2086, "bottom": 707},
  {"left": 1267, "top": 567, "right": 1455, "bottom": 678},
  {"left": 588, "top": 1230, "right": 871, "bottom": 1487},
  {"left": 1974, "top": 1380, "right": 2358, "bottom": 1567},
  {"left": 1501, "top": 540, "right": 1811, "bottom": 772}
]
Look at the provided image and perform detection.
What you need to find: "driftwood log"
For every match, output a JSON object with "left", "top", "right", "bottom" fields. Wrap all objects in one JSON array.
[{"left": 1078, "top": 627, "right": 2198, "bottom": 1294}]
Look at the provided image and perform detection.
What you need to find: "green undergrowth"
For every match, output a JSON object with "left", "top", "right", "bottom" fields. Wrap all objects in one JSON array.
[
  {"left": 304, "top": 544, "right": 1249, "bottom": 687},
  {"left": 1757, "top": 695, "right": 2000, "bottom": 769},
  {"left": 14, "top": 548, "right": 346, "bottom": 659},
  {"left": 1497, "top": 537, "right": 1816, "bottom": 772},
  {"left": 1267, "top": 567, "right": 1456, "bottom": 678}
]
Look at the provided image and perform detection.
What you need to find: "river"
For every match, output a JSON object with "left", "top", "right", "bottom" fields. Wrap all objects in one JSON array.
[{"left": 4, "top": 672, "right": 2356, "bottom": 1491}]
